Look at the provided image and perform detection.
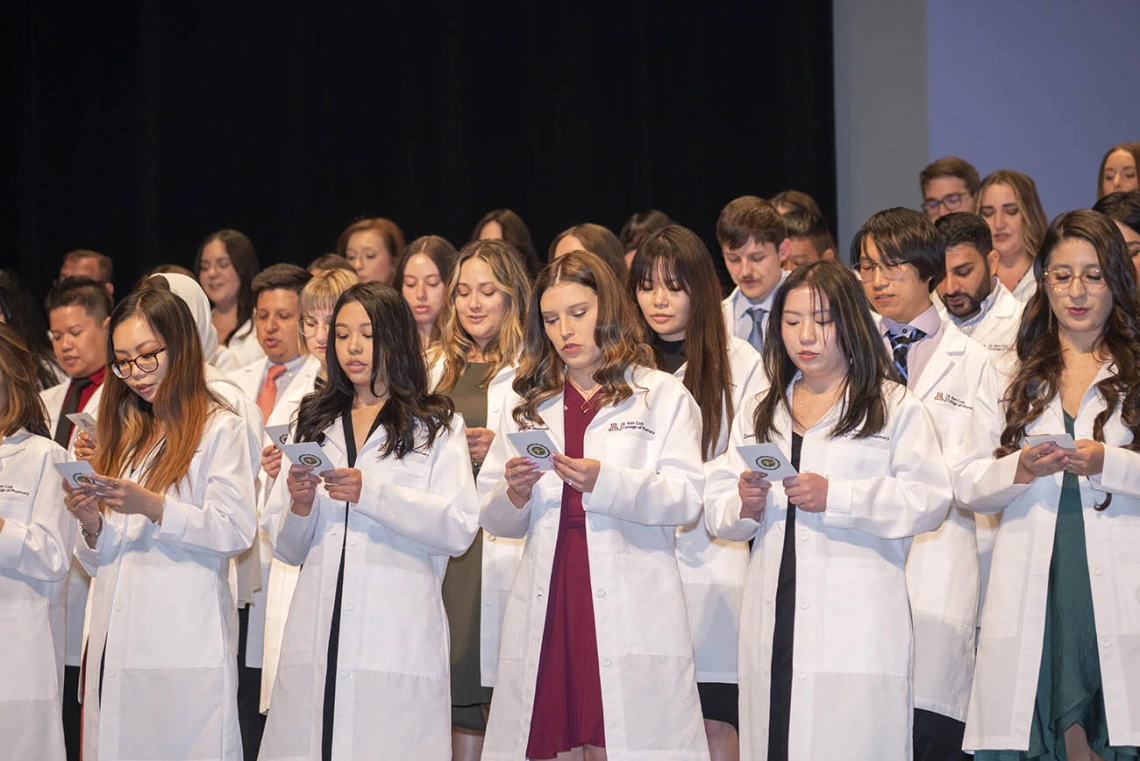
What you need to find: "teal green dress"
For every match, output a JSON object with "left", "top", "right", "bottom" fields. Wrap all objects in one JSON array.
[{"left": 977, "top": 412, "right": 1139, "bottom": 760}]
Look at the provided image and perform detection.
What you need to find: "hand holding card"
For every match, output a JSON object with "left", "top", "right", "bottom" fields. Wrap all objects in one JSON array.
[
  {"left": 66, "top": 412, "right": 98, "bottom": 439},
  {"left": 264, "top": 424, "right": 291, "bottom": 448},
  {"left": 1026, "top": 433, "right": 1077, "bottom": 450},
  {"left": 279, "top": 441, "right": 332, "bottom": 472}
]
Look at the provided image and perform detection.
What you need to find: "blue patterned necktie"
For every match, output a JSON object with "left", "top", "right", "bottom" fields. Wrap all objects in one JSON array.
[
  {"left": 887, "top": 326, "right": 927, "bottom": 383},
  {"left": 747, "top": 306, "right": 768, "bottom": 352}
]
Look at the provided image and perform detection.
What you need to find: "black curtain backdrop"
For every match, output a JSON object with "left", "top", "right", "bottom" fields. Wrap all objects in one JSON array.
[{"left": 7, "top": 1, "right": 835, "bottom": 302}]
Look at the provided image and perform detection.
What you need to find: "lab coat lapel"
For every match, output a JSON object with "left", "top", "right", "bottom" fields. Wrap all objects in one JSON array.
[{"left": 913, "top": 325, "right": 964, "bottom": 401}]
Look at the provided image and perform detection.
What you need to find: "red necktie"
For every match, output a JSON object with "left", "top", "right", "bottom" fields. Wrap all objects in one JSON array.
[{"left": 256, "top": 364, "right": 287, "bottom": 422}]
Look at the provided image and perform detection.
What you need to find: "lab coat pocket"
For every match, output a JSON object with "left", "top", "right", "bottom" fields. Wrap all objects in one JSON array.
[
  {"left": 978, "top": 532, "right": 1030, "bottom": 639},
  {"left": 360, "top": 566, "right": 447, "bottom": 681},
  {"left": 0, "top": 495, "right": 31, "bottom": 522},
  {"left": 617, "top": 552, "right": 691, "bottom": 657},
  {"left": 1112, "top": 529, "right": 1140, "bottom": 630},
  {"left": 0, "top": 598, "right": 57, "bottom": 699},
  {"left": 823, "top": 564, "right": 910, "bottom": 677},
  {"left": 124, "top": 568, "right": 226, "bottom": 669}
]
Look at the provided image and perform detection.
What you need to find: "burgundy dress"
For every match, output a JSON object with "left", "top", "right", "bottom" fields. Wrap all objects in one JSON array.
[{"left": 525, "top": 382, "right": 606, "bottom": 758}]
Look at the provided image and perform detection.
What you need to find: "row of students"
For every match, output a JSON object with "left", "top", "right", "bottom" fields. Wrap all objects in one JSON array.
[{"left": 3, "top": 204, "right": 1138, "bottom": 761}]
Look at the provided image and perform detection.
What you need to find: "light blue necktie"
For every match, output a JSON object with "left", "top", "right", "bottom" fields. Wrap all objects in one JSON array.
[{"left": 747, "top": 306, "right": 768, "bottom": 352}]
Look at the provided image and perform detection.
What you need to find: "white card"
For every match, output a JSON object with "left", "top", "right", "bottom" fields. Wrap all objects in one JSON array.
[
  {"left": 264, "top": 424, "right": 291, "bottom": 448},
  {"left": 66, "top": 412, "right": 98, "bottom": 437},
  {"left": 54, "top": 460, "right": 99, "bottom": 489},
  {"left": 1026, "top": 433, "right": 1077, "bottom": 450},
  {"left": 507, "top": 430, "right": 561, "bottom": 472},
  {"left": 736, "top": 443, "right": 799, "bottom": 481},
  {"left": 280, "top": 441, "right": 332, "bottom": 471}
]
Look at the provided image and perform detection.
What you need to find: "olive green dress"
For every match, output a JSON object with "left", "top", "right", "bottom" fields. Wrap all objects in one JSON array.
[
  {"left": 977, "top": 412, "right": 1138, "bottom": 760},
  {"left": 441, "top": 362, "right": 493, "bottom": 730}
]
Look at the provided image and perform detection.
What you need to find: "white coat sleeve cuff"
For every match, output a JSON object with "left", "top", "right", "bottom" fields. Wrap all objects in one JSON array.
[
  {"left": 479, "top": 478, "right": 531, "bottom": 540},
  {"left": 582, "top": 460, "right": 619, "bottom": 513},
  {"left": 821, "top": 478, "right": 855, "bottom": 529},
  {"left": 1092, "top": 445, "right": 1140, "bottom": 497},
  {"left": 274, "top": 507, "right": 316, "bottom": 566},
  {"left": 153, "top": 497, "right": 187, "bottom": 541}
]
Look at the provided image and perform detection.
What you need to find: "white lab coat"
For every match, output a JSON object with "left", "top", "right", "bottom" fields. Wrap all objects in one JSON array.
[
  {"left": 674, "top": 336, "right": 768, "bottom": 683},
  {"left": 0, "top": 430, "right": 73, "bottom": 761},
  {"left": 478, "top": 367, "right": 710, "bottom": 761},
  {"left": 258, "top": 413, "right": 480, "bottom": 761},
  {"left": 950, "top": 361, "right": 1140, "bottom": 751},
  {"left": 216, "top": 318, "right": 265, "bottom": 373},
  {"left": 258, "top": 362, "right": 321, "bottom": 711},
  {"left": 76, "top": 410, "right": 257, "bottom": 761},
  {"left": 902, "top": 322, "right": 989, "bottom": 722},
  {"left": 704, "top": 378, "right": 952, "bottom": 761},
  {"left": 229, "top": 355, "right": 320, "bottom": 668},
  {"left": 41, "top": 379, "right": 104, "bottom": 671},
  {"left": 428, "top": 357, "right": 526, "bottom": 688}
]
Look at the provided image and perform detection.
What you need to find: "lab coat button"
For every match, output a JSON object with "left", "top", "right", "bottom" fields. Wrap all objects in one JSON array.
[
  {"left": 106, "top": 670, "right": 117, "bottom": 678},
  {"left": 596, "top": 589, "right": 606, "bottom": 598},
  {"left": 484, "top": 598, "right": 493, "bottom": 607},
  {"left": 487, "top": 534, "right": 497, "bottom": 542},
  {"left": 797, "top": 672, "right": 806, "bottom": 681},
  {"left": 799, "top": 532, "right": 808, "bottom": 542},
  {"left": 350, "top": 537, "right": 358, "bottom": 546},
  {"left": 1101, "top": 637, "right": 1112, "bottom": 649},
  {"left": 1093, "top": 567, "right": 1104, "bottom": 576},
  {"left": 346, "top": 602, "right": 355, "bottom": 612},
  {"left": 799, "top": 600, "right": 809, "bottom": 610},
  {"left": 339, "top": 669, "right": 349, "bottom": 678},
  {"left": 113, "top": 602, "right": 122, "bottom": 612},
  {"left": 536, "top": 591, "right": 544, "bottom": 599},
  {"left": 603, "top": 658, "right": 613, "bottom": 668}
]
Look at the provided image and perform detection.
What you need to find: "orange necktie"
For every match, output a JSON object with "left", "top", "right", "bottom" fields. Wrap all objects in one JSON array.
[{"left": 256, "top": 363, "right": 287, "bottom": 422}]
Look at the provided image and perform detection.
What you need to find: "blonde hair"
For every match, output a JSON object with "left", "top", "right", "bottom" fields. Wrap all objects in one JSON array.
[
  {"left": 300, "top": 268, "right": 359, "bottom": 318},
  {"left": 433, "top": 240, "right": 531, "bottom": 393}
]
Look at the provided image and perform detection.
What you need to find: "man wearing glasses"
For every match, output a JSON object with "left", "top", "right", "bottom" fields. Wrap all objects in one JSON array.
[{"left": 920, "top": 157, "right": 981, "bottom": 222}]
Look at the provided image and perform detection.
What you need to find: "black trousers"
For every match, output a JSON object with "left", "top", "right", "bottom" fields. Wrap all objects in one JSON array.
[
  {"left": 237, "top": 605, "right": 266, "bottom": 761},
  {"left": 63, "top": 664, "right": 81, "bottom": 761},
  {"left": 913, "top": 708, "right": 970, "bottom": 761}
]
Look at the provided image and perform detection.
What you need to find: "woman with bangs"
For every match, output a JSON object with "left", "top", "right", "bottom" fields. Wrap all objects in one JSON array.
[
  {"left": 628, "top": 224, "right": 767, "bottom": 761},
  {"left": 975, "top": 170, "right": 1049, "bottom": 304},
  {"left": 397, "top": 235, "right": 458, "bottom": 352},
  {"left": 64, "top": 288, "right": 258, "bottom": 761},
  {"left": 429, "top": 238, "right": 531, "bottom": 759},
  {"left": 257, "top": 283, "right": 479, "bottom": 761},
  {"left": 0, "top": 324, "right": 74, "bottom": 761},
  {"left": 479, "top": 250, "right": 708, "bottom": 761},
  {"left": 258, "top": 267, "right": 358, "bottom": 715},
  {"left": 704, "top": 260, "right": 952, "bottom": 760},
  {"left": 952, "top": 210, "right": 1140, "bottom": 760}
]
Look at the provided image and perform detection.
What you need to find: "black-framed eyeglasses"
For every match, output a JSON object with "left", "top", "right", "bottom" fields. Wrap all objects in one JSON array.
[
  {"left": 110, "top": 347, "right": 167, "bottom": 378},
  {"left": 922, "top": 192, "right": 970, "bottom": 215}
]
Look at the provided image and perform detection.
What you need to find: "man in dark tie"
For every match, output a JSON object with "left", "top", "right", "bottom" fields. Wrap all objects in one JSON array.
[{"left": 39, "top": 276, "right": 112, "bottom": 761}]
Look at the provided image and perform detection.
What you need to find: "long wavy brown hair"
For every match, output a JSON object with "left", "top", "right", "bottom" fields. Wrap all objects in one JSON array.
[
  {"left": 627, "top": 225, "right": 733, "bottom": 460},
  {"left": 95, "top": 289, "right": 226, "bottom": 495},
  {"left": 976, "top": 169, "right": 1048, "bottom": 262},
  {"left": 0, "top": 324, "right": 51, "bottom": 438},
  {"left": 432, "top": 239, "right": 531, "bottom": 393},
  {"left": 514, "top": 250, "right": 653, "bottom": 427},
  {"left": 753, "top": 260, "right": 895, "bottom": 442},
  {"left": 996, "top": 211, "right": 1140, "bottom": 512}
]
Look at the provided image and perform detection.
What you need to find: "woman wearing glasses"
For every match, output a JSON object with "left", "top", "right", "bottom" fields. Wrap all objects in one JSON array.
[
  {"left": 952, "top": 210, "right": 1140, "bottom": 759},
  {"left": 64, "top": 288, "right": 258, "bottom": 761}
]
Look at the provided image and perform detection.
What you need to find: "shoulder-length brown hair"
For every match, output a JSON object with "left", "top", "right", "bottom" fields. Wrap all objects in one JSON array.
[
  {"left": 514, "top": 250, "right": 653, "bottom": 427},
  {"left": 627, "top": 225, "right": 732, "bottom": 460},
  {"left": 396, "top": 235, "right": 458, "bottom": 348},
  {"left": 0, "top": 324, "right": 50, "bottom": 438},
  {"left": 95, "top": 289, "right": 225, "bottom": 494},
  {"left": 753, "top": 260, "right": 895, "bottom": 442},
  {"left": 433, "top": 239, "right": 531, "bottom": 393},
  {"left": 1096, "top": 142, "right": 1140, "bottom": 200},
  {"left": 976, "top": 169, "right": 1048, "bottom": 261},
  {"left": 996, "top": 210, "right": 1140, "bottom": 510},
  {"left": 547, "top": 223, "right": 628, "bottom": 282}
]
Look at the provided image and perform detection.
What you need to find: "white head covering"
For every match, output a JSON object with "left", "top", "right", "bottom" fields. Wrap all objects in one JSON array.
[{"left": 149, "top": 272, "right": 220, "bottom": 363}]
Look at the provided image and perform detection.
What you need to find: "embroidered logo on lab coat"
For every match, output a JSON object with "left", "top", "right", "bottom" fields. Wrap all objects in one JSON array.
[
  {"left": 607, "top": 420, "right": 656, "bottom": 435},
  {"left": 933, "top": 391, "right": 970, "bottom": 409}
]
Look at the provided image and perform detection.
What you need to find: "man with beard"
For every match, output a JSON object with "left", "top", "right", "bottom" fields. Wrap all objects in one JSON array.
[{"left": 934, "top": 212, "right": 1020, "bottom": 359}]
